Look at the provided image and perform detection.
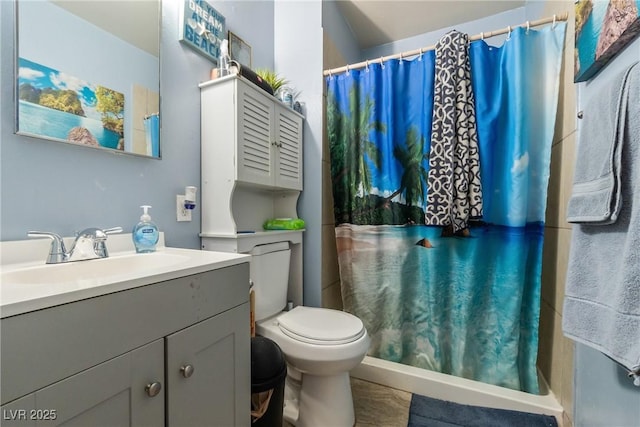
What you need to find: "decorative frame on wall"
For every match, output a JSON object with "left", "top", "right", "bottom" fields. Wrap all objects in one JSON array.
[
  {"left": 178, "top": 0, "right": 226, "bottom": 65},
  {"left": 228, "top": 31, "right": 252, "bottom": 68},
  {"left": 17, "top": 57, "right": 125, "bottom": 150},
  {"left": 574, "top": 0, "right": 640, "bottom": 82}
]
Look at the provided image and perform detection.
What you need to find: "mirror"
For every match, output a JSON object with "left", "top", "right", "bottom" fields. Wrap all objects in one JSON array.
[{"left": 15, "top": 0, "right": 161, "bottom": 158}]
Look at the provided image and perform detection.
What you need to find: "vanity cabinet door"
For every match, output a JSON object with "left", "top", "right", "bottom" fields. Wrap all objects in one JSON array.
[
  {"left": 237, "top": 81, "right": 276, "bottom": 187},
  {"left": 1, "top": 394, "right": 36, "bottom": 427},
  {"left": 274, "top": 104, "right": 303, "bottom": 190},
  {"left": 166, "top": 303, "right": 250, "bottom": 427},
  {"left": 33, "top": 339, "right": 164, "bottom": 427}
]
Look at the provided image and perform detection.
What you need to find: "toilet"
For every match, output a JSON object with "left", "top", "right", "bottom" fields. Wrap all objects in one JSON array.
[{"left": 251, "top": 242, "right": 370, "bottom": 427}]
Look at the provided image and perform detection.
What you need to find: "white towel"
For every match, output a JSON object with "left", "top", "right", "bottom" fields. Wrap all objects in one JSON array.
[{"left": 563, "top": 63, "right": 640, "bottom": 381}]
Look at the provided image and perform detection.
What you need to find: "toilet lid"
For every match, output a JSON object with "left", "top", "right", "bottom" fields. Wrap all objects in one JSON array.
[{"left": 278, "top": 306, "right": 365, "bottom": 345}]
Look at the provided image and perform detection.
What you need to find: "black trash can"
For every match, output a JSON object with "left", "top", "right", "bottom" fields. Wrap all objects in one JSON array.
[{"left": 251, "top": 336, "right": 287, "bottom": 427}]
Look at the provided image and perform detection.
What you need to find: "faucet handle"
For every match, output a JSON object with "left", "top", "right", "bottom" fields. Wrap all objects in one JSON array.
[
  {"left": 92, "top": 227, "right": 122, "bottom": 259},
  {"left": 75, "top": 226, "right": 122, "bottom": 241},
  {"left": 27, "top": 230, "right": 63, "bottom": 240},
  {"left": 103, "top": 227, "right": 123, "bottom": 235},
  {"left": 27, "top": 231, "right": 67, "bottom": 264}
]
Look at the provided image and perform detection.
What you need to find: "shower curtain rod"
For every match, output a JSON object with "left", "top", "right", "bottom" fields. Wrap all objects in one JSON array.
[{"left": 323, "top": 12, "right": 569, "bottom": 76}]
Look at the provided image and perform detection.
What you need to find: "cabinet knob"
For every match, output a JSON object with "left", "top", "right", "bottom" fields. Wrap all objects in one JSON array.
[
  {"left": 180, "top": 364, "right": 195, "bottom": 378},
  {"left": 145, "top": 382, "right": 162, "bottom": 397}
]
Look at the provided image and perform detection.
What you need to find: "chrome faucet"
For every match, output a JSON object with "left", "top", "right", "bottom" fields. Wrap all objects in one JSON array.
[{"left": 27, "top": 227, "right": 123, "bottom": 264}]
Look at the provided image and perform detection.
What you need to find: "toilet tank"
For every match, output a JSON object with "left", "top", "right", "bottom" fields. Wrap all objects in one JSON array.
[{"left": 250, "top": 242, "right": 291, "bottom": 321}]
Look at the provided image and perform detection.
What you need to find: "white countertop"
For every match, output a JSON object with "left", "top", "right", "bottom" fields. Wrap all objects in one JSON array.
[{"left": 0, "top": 233, "right": 250, "bottom": 318}]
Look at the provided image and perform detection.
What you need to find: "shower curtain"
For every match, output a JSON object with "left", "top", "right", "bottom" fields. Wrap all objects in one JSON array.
[{"left": 326, "top": 23, "right": 566, "bottom": 394}]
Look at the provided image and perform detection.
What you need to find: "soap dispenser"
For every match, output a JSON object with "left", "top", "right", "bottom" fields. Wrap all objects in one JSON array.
[{"left": 132, "top": 205, "right": 159, "bottom": 253}]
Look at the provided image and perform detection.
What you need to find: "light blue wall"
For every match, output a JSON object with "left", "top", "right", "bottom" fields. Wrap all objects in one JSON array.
[
  {"left": 0, "top": 0, "right": 274, "bottom": 249},
  {"left": 213, "top": 1, "right": 274, "bottom": 70},
  {"left": 572, "top": 36, "right": 640, "bottom": 427},
  {"left": 361, "top": 7, "right": 526, "bottom": 60},
  {"left": 574, "top": 345, "right": 639, "bottom": 427},
  {"left": 321, "top": 0, "right": 360, "bottom": 64},
  {"left": 274, "top": 0, "right": 324, "bottom": 307}
]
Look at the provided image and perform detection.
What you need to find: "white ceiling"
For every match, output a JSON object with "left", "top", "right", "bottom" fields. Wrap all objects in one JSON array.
[
  {"left": 50, "top": 1, "right": 526, "bottom": 57},
  {"left": 52, "top": 0, "right": 160, "bottom": 57},
  {"left": 335, "top": 0, "right": 526, "bottom": 49}
]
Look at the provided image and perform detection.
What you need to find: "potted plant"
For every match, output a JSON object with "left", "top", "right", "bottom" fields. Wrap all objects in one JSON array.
[{"left": 255, "top": 68, "right": 288, "bottom": 94}]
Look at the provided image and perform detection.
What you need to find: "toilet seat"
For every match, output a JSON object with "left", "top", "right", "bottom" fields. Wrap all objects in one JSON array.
[{"left": 278, "top": 306, "right": 366, "bottom": 345}]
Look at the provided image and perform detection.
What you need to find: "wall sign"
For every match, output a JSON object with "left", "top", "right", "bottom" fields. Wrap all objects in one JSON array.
[{"left": 179, "top": 0, "right": 226, "bottom": 65}]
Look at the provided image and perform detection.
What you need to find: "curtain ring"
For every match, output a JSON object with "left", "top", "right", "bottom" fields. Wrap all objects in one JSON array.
[
  {"left": 380, "top": 56, "right": 384, "bottom": 69},
  {"left": 480, "top": 32, "right": 484, "bottom": 41},
  {"left": 328, "top": 69, "right": 332, "bottom": 79},
  {"left": 365, "top": 60, "right": 369, "bottom": 72},
  {"left": 418, "top": 47, "right": 423, "bottom": 61},
  {"left": 506, "top": 25, "right": 511, "bottom": 40},
  {"left": 552, "top": 14, "right": 557, "bottom": 29},
  {"left": 526, "top": 21, "right": 530, "bottom": 34},
  {"left": 399, "top": 52, "right": 403, "bottom": 64},
  {"left": 346, "top": 64, "right": 350, "bottom": 75}
]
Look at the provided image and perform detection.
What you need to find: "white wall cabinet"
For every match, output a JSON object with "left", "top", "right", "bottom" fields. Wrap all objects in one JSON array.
[
  {"left": 234, "top": 79, "right": 303, "bottom": 190},
  {"left": 199, "top": 75, "right": 305, "bottom": 237},
  {"left": 199, "top": 76, "right": 305, "bottom": 307},
  {"left": 202, "top": 75, "right": 303, "bottom": 192},
  {"left": 0, "top": 265, "right": 250, "bottom": 427}
]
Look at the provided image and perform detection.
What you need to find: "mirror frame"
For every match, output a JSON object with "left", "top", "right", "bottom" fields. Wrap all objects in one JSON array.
[{"left": 14, "top": 0, "right": 162, "bottom": 159}]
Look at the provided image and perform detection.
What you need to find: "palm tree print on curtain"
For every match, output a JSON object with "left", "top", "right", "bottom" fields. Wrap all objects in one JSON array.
[{"left": 326, "top": 24, "right": 566, "bottom": 394}]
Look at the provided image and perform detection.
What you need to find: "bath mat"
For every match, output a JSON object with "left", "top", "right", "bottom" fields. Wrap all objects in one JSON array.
[{"left": 407, "top": 394, "right": 558, "bottom": 427}]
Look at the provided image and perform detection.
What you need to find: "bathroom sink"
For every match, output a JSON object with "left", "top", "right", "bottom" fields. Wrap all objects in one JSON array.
[
  {"left": 0, "top": 234, "right": 250, "bottom": 318},
  {"left": 2, "top": 252, "right": 190, "bottom": 286}
]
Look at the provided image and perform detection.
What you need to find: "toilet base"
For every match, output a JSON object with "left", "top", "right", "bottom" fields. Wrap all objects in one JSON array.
[{"left": 293, "top": 372, "right": 355, "bottom": 427}]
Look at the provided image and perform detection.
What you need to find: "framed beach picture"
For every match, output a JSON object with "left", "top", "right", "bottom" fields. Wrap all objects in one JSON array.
[
  {"left": 229, "top": 31, "right": 252, "bottom": 68},
  {"left": 17, "top": 57, "right": 125, "bottom": 151},
  {"left": 575, "top": 0, "right": 640, "bottom": 82}
]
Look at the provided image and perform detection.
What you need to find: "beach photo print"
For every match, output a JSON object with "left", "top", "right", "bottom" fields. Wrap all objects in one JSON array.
[{"left": 17, "top": 57, "right": 125, "bottom": 150}]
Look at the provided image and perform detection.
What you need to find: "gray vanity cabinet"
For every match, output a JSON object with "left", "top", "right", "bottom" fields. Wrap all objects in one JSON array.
[
  {"left": 1, "top": 339, "right": 165, "bottom": 427},
  {"left": 1, "top": 395, "right": 36, "bottom": 427},
  {"left": 0, "top": 263, "right": 250, "bottom": 427},
  {"left": 166, "top": 303, "right": 249, "bottom": 426},
  {"left": 33, "top": 339, "right": 163, "bottom": 427}
]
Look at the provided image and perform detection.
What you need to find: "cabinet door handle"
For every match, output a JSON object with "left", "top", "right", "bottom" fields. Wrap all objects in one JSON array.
[
  {"left": 145, "top": 382, "right": 162, "bottom": 397},
  {"left": 180, "top": 364, "right": 195, "bottom": 378}
]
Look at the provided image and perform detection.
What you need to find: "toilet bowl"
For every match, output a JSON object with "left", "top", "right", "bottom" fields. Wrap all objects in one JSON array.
[
  {"left": 251, "top": 243, "right": 370, "bottom": 427},
  {"left": 257, "top": 307, "right": 370, "bottom": 427}
]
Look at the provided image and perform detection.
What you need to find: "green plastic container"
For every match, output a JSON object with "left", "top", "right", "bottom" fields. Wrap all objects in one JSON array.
[{"left": 263, "top": 218, "right": 305, "bottom": 230}]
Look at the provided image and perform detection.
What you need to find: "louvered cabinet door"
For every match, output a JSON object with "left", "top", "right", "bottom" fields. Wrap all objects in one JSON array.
[
  {"left": 274, "top": 105, "right": 303, "bottom": 190},
  {"left": 236, "top": 82, "right": 275, "bottom": 186}
]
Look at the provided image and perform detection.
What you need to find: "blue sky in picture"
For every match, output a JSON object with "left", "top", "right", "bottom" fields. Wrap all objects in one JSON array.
[{"left": 18, "top": 57, "right": 101, "bottom": 120}]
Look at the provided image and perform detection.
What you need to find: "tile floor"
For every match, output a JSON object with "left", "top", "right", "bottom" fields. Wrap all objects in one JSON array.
[
  {"left": 283, "top": 378, "right": 411, "bottom": 427},
  {"left": 351, "top": 378, "right": 412, "bottom": 426}
]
